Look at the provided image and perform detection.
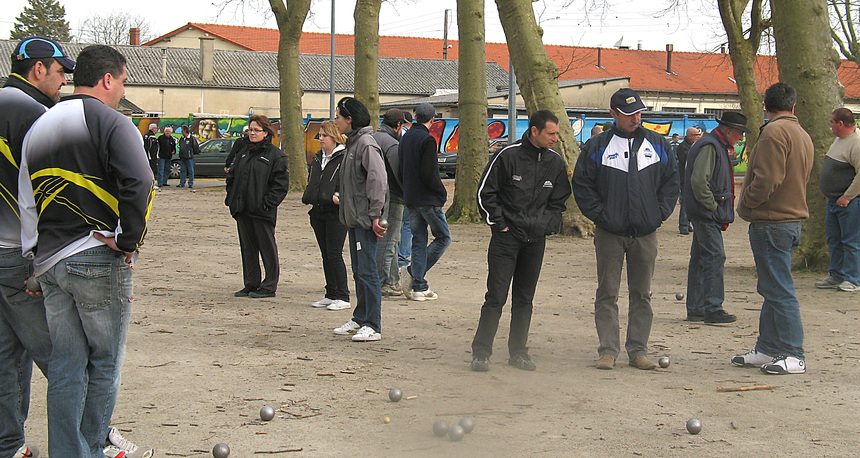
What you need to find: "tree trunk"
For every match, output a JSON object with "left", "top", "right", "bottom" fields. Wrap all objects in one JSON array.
[
  {"left": 717, "top": 0, "right": 766, "bottom": 150},
  {"left": 495, "top": 0, "right": 591, "bottom": 235},
  {"left": 446, "top": 0, "right": 488, "bottom": 223},
  {"left": 771, "top": 0, "right": 844, "bottom": 270},
  {"left": 269, "top": 0, "right": 311, "bottom": 191},
  {"left": 354, "top": 0, "right": 381, "bottom": 130}
]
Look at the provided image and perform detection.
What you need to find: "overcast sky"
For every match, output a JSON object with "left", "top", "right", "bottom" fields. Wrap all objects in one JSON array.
[{"left": 2, "top": 0, "right": 728, "bottom": 53}]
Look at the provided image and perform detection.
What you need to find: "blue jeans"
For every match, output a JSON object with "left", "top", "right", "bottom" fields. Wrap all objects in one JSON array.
[
  {"left": 685, "top": 219, "right": 726, "bottom": 315},
  {"left": 678, "top": 191, "right": 692, "bottom": 232},
  {"left": 40, "top": 246, "right": 133, "bottom": 457},
  {"left": 749, "top": 222, "right": 804, "bottom": 359},
  {"left": 407, "top": 205, "right": 451, "bottom": 292},
  {"left": 0, "top": 248, "right": 52, "bottom": 456},
  {"left": 157, "top": 158, "right": 171, "bottom": 185},
  {"left": 826, "top": 198, "right": 860, "bottom": 285},
  {"left": 397, "top": 207, "right": 412, "bottom": 267},
  {"left": 348, "top": 228, "right": 382, "bottom": 332},
  {"left": 179, "top": 158, "right": 194, "bottom": 186},
  {"left": 376, "top": 201, "right": 404, "bottom": 287}
]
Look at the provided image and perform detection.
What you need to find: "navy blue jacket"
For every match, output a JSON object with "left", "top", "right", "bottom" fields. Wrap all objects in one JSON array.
[{"left": 400, "top": 123, "right": 446, "bottom": 207}]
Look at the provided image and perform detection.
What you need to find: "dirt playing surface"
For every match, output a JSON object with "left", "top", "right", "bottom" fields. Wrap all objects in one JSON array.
[{"left": 23, "top": 182, "right": 860, "bottom": 456}]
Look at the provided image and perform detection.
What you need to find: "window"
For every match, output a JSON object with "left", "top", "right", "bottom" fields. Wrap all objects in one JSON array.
[{"left": 663, "top": 107, "right": 696, "bottom": 113}]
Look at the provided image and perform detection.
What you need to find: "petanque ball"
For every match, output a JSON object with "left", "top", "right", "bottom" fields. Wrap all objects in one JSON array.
[
  {"left": 432, "top": 420, "right": 449, "bottom": 437},
  {"left": 458, "top": 416, "right": 475, "bottom": 433},
  {"left": 212, "top": 443, "right": 230, "bottom": 458},
  {"left": 448, "top": 425, "right": 465, "bottom": 442},
  {"left": 686, "top": 418, "right": 703, "bottom": 435},
  {"left": 658, "top": 357, "right": 670, "bottom": 368},
  {"left": 260, "top": 405, "right": 275, "bottom": 421},
  {"left": 675, "top": 292, "right": 684, "bottom": 301},
  {"left": 26, "top": 275, "right": 41, "bottom": 293},
  {"left": 388, "top": 387, "right": 402, "bottom": 402},
  {"left": 379, "top": 219, "right": 389, "bottom": 229}
]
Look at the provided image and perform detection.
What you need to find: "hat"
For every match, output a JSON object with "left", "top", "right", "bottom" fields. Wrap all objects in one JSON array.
[
  {"left": 610, "top": 88, "right": 646, "bottom": 115},
  {"left": 716, "top": 111, "right": 750, "bottom": 133},
  {"left": 415, "top": 103, "right": 436, "bottom": 121},
  {"left": 383, "top": 108, "right": 406, "bottom": 126},
  {"left": 12, "top": 36, "right": 75, "bottom": 73}
]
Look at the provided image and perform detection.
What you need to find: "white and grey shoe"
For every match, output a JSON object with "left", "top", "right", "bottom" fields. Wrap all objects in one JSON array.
[
  {"left": 334, "top": 319, "right": 360, "bottom": 335},
  {"left": 312, "top": 297, "right": 335, "bottom": 308},
  {"left": 761, "top": 355, "right": 806, "bottom": 375},
  {"left": 351, "top": 325, "right": 381, "bottom": 341},
  {"left": 731, "top": 349, "right": 774, "bottom": 367},
  {"left": 814, "top": 275, "right": 841, "bottom": 289},
  {"left": 108, "top": 427, "right": 153, "bottom": 458},
  {"left": 326, "top": 300, "right": 351, "bottom": 311},
  {"left": 411, "top": 289, "right": 438, "bottom": 301},
  {"left": 837, "top": 281, "right": 858, "bottom": 292}
]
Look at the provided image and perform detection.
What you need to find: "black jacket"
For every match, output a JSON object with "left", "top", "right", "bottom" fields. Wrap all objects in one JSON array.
[
  {"left": 573, "top": 125, "right": 679, "bottom": 237},
  {"left": 177, "top": 135, "right": 200, "bottom": 160},
  {"left": 144, "top": 130, "right": 159, "bottom": 161},
  {"left": 302, "top": 145, "right": 345, "bottom": 217},
  {"left": 676, "top": 137, "right": 693, "bottom": 185},
  {"left": 400, "top": 123, "right": 446, "bottom": 207},
  {"left": 157, "top": 134, "right": 176, "bottom": 160},
  {"left": 477, "top": 131, "right": 571, "bottom": 242},
  {"left": 225, "top": 139, "right": 289, "bottom": 224},
  {"left": 226, "top": 136, "right": 249, "bottom": 168}
]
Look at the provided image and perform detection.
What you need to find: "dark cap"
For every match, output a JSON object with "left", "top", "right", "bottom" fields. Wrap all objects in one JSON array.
[
  {"left": 12, "top": 36, "right": 75, "bottom": 73},
  {"left": 382, "top": 108, "right": 406, "bottom": 126},
  {"left": 716, "top": 111, "right": 750, "bottom": 133},
  {"left": 610, "top": 88, "right": 645, "bottom": 115},
  {"left": 415, "top": 103, "right": 436, "bottom": 121}
]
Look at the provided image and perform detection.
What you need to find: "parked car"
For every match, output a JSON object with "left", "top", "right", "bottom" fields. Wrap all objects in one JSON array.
[
  {"left": 169, "top": 138, "right": 237, "bottom": 179},
  {"left": 437, "top": 139, "right": 511, "bottom": 177}
]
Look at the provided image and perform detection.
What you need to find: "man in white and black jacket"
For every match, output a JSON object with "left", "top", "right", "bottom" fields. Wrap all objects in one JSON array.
[{"left": 470, "top": 110, "right": 571, "bottom": 372}]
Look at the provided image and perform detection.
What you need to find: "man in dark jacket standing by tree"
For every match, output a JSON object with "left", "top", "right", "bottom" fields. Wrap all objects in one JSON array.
[
  {"left": 399, "top": 103, "right": 451, "bottom": 301},
  {"left": 573, "top": 88, "right": 679, "bottom": 371},
  {"left": 470, "top": 110, "right": 571, "bottom": 373}
]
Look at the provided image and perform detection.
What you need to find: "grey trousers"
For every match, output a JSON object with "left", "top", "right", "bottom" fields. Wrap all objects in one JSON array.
[{"left": 593, "top": 227, "right": 657, "bottom": 359}]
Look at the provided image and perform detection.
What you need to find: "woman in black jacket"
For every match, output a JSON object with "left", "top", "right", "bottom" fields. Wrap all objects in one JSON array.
[
  {"left": 302, "top": 121, "right": 351, "bottom": 310},
  {"left": 225, "top": 115, "right": 289, "bottom": 298}
]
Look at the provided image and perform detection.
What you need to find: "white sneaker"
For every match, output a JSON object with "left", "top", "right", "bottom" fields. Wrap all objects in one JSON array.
[
  {"left": 731, "top": 349, "right": 773, "bottom": 367},
  {"left": 13, "top": 445, "right": 39, "bottom": 458},
  {"left": 837, "top": 281, "right": 858, "bottom": 292},
  {"left": 104, "top": 446, "right": 127, "bottom": 458},
  {"left": 326, "top": 300, "right": 351, "bottom": 311},
  {"left": 312, "top": 297, "right": 335, "bottom": 307},
  {"left": 108, "top": 427, "right": 153, "bottom": 458},
  {"left": 334, "top": 319, "right": 361, "bottom": 335},
  {"left": 411, "top": 289, "right": 438, "bottom": 301},
  {"left": 399, "top": 266, "right": 413, "bottom": 297},
  {"left": 351, "top": 325, "right": 381, "bottom": 341},
  {"left": 761, "top": 355, "right": 806, "bottom": 375}
]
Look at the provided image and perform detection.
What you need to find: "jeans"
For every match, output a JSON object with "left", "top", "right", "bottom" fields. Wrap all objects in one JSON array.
[
  {"left": 678, "top": 191, "right": 692, "bottom": 232},
  {"left": 0, "top": 248, "right": 52, "bottom": 456},
  {"left": 40, "top": 246, "right": 132, "bottom": 457},
  {"left": 749, "top": 221, "right": 804, "bottom": 359},
  {"left": 407, "top": 205, "right": 451, "bottom": 292},
  {"left": 593, "top": 228, "right": 657, "bottom": 359},
  {"left": 157, "top": 158, "right": 171, "bottom": 185},
  {"left": 179, "top": 158, "right": 194, "bottom": 187},
  {"left": 376, "top": 201, "right": 404, "bottom": 287},
  {"left": 348, "top": 228, "right": 382, "bottom": 332},
  {"left": 472, "top": 231, "right": 545, "bottom": 359},
  {"left": 310, "top": 213, "right": 349, "bottom": 301},
  {"left": 825, "top": 197, "right": 860, "bottom": 285},
  {"left": 397, "top": 207, "right": 412, "bottom": 267},
  {"left": 685, "top": 219, "right": 726, "bottom": 315}
]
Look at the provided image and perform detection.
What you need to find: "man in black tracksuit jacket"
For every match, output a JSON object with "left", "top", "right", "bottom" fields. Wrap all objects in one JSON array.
[{"left": 470, "top": 110, "right": 571, "bottom": 372}]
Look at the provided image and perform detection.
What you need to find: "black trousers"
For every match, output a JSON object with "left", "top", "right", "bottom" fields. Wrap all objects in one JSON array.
[
  {"left": 472, "top": 231, "right": 546, "bottom": 359},
  {"left": 235, "top": 214, "right": 279, "bottom": 293},
  {"left": 309, "top": 214, "right": 350, "bottom": 301}
]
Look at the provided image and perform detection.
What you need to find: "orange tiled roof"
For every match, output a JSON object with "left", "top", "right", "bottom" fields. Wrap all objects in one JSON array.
[{"left": 145, "top": 23, "right": 860, "bottom": 99}]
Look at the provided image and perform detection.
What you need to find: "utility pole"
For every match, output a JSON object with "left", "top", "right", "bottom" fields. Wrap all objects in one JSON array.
[
  {"left": 443, "top": 9, "right": 450, "bottom": 60},
  {"left": 508, "top": 60, "right": 517, "bottom": 143},
  {"left": 329, "top": 0, "right": 336, "bottom": 119}
]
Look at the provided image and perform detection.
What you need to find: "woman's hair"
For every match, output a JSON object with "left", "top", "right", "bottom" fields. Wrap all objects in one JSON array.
[
  {"left": 249, "top": 115, "right": 276, "bottom": 139},
  {"left": 337, "top": 97, "right": 371, "bottom": 129},
  {"left": 319, "top": 120, "right": 347, "bottom": 145}
]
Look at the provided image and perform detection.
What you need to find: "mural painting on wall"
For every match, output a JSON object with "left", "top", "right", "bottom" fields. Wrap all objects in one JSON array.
[{"left": 135, "top": 117, "right": 280, "bottom": 149}]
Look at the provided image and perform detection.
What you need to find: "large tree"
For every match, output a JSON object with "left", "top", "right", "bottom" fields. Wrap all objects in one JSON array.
[
  {"left": 353, "top": 0, "right": 382, "bottom": 129},
  {"left": 771, "top": 0, "right": 843, "bottom": 269},
  {"left": 78, "top": 11, "right": 153, "bottom": 45},
  {"left": 829, "top": 0, "right": 860, "bottom": 62},
  {"left": 446, "top": 0, "right": 488, "bottom": 223},
  {"left": 269, "top": 0, "right": 312, "bottom": 191},
  {"left": 495, "top": 0, "right": 589, "bottom": 235},
  {"left": 11, "top": 0, "right": 72, "bottom": 41}
]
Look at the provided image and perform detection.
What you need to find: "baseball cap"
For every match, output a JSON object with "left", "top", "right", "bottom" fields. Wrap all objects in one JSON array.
[
  {"left": 383, "top": 108, "right": 406, "bottom": 125},
  {"left": 610, "top": 88, "right": 646, "bottom": 115},
  {"left": 13, "top": 36, "right": 75, "bottom": 73},
  {"left": 415, "top": 103, "right": 436, "bottom": 121}
]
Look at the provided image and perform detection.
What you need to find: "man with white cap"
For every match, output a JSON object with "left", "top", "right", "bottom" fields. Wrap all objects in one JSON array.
[{"left": 573, "top": 88, "right": 679, "bottom": 371}]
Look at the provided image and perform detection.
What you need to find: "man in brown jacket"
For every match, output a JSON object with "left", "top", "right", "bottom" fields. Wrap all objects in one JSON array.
[{"left": 732, "top": 83, "right": 813, "bottom": 375}]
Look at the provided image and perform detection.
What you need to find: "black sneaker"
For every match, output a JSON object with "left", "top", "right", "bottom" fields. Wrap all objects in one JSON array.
[
  {"left": 508, "top": 354, "right": 536, "bottom": 371},
  {"left": 234, "top": 287, "right": 255, "bottom": 297},
  {"left": 685, "top": 313, "right": 704, "bottom": 322},
  {"left": 470, "top": 356, "right": 489, "bottom": 372},
  {"left": 704, "top": 310, "right": 737, "bottom": 323},
  {"left": 249, "top": 289, "right": 276, "bottom": 298}
]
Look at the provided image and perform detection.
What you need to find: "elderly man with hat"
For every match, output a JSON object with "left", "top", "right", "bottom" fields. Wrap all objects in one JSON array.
[
  {"left": 683, "top": 112, "right": 749, "bottom": 323},
  {"left": 573, "top": 88, "right": 679, "bottom": 371}
]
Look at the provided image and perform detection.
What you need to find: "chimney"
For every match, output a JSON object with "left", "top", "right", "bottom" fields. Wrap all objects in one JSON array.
[
  {"left": 597, "top": 48, "right": 602, "bottom": 68},
  {"left": 637, "top": 40, "right": 642, "bottom": 50},
  {"left": 720, "top": 44, "right": 726, "bottom": 54},
  {"left": 666, "top": 44, "right": 674, "bottom": 75},
  {"left": 129, "top": 28, "right": 140, "bottom": 46},
  {"left": 161, "top": 48, "right": 167, "bottom": 82},
  {"left": 199, "top": 36, "right": 215, "bottom": 82}
]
